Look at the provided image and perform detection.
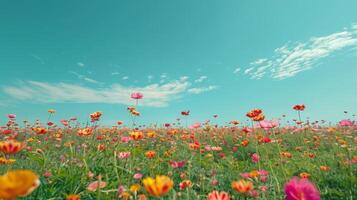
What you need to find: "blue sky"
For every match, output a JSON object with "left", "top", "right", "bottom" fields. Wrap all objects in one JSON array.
[{"left": 1, "top": 0, "right": 357, "bottom": 126}]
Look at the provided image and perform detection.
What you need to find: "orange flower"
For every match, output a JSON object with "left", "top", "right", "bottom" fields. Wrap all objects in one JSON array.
[
  {"left": 241, "top": 140, "right": 249, "bottom": 147},
  {"left": 48, "top": 109, "right": 56, "bottom": 114},
  {"left": 231, "top": 179, "right": 253, "bottom": 194},
  {"left": 142, "top": 175, "right": 173, "bottom": 197},
  {"left": 0, "top": 170, "right": 40, "bottom": 199},
  {"left": 179, "top": 180, "right": 192, "bottom": 190},
  {"left": 299, "top": 172, "right": 311, "bottom": 179},
  {"left": 280, "top": 152, "right": 292, "bottom": 158},
  {"left": 207, "top": 191, "right": 230, "bottom": 200},
  {"left": 138, "top": 194, "right": 147, "bottom": 200},
  {"left": 252, "top": 113, "right": 265, "bottom": 122},
  {"left": 320, "top": 166, "right": 330, "bottom": 171},
  {"left": 90, "top": 111, "right": 102, "bottom": 121},
  {"left": 66, "top": 194, "right": 80, "bottom": 200},
  {"left": 33, "top": 127, "right": 47, "bottom": 135},
  {"left": 130, "top": 131, "right": 144, "bottom": 140},
  {"left": 77, "top": 128, "right": 93, "bottom": 137},
  {"left": 0, "top": 140, "right": 25, "bottom": 154},
  {"left": 246, "top": 109, "right": 262, "bottom": 118},
  {"left": 145, "top": 151, "right": 156, "bottom": 159}
]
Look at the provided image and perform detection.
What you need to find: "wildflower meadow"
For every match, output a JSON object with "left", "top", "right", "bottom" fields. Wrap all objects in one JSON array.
[{"left": 0, "top": 93, "right": 356, "bottom": 200}]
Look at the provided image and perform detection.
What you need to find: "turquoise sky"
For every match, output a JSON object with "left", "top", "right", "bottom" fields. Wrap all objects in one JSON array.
[{"left": 1, "top": 1, "right": 357, "bottom": 126}]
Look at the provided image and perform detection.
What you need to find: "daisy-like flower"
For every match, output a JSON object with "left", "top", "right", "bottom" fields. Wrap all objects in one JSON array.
[
  {"left": 142, "top": 175, "right": 173, "bottom": 197},
  {"left": 0, "top": 170, "right": 40, "bottom": 199}
]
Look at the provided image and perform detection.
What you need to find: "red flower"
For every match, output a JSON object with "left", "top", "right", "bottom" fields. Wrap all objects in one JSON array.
[{"left": 293, "top": 104, "right": 305, "bottom": 111}]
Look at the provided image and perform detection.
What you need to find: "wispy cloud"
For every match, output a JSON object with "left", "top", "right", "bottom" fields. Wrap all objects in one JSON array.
[
  {"left": 30, "top": 54, "right": 45, "bottom": 64},
  {"left": 122, "top": 76, "right": 129, "bottom": 80},
  {"left": 2, "top": 79, "right": 217, "bottom": 107},
  {"left": 187, "top": 85, "right": 217, "bottom": 94},
  {"left": 233, "top": 67, "right": 241, "bottom": 74},
  {"left": 244, "top": 24, "right": 357, "bottom": 80},
  {"left": 194, "top": 76, "right": 207, "bottom": 83},
  {"left": 77, "top": 62, "right": 85, "bottom": 67},
  {"left": 111, "top": 72, "right": 120, "bottom": 76},
  {"left": 69, "top": 71, "right": 101, "bottom": 84}
]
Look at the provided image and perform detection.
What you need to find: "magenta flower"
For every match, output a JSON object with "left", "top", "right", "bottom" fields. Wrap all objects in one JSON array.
[
  {"left": 284, "top": 177, "right": 320, "bottom": 200},
  {"left": 7, "top": 114, "right": 16, "bottom": 119},
  {"left": 339, "top": 119, "right": 355, "bottom": 127},
  {"left": 169, "top": 160, "right": 186, "bottom": 168},
  {"left": 130, "top": 92, "right": 143, "bottom": 100},
  {"left": 251, "top": 153, "right": 260, "bottom": 163}
]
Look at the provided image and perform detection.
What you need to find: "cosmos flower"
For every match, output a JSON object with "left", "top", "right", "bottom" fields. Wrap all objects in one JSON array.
[
  {"left": 339, "top": 119, "right": 355, "bottom": 127},
  {"left": 207, "top": 191, "right": 230, "bottom": 200},
  {"left": 284, "top": 177, "right": 320, "bottom": 200},
  {"left": 0, "top": 170, "right": 40, "bottom": 199},
  {"left": 131, "top": 92, "right": 144, "bottom": 100},
  {"left": 142, "top": 175, "right": 173, "bottom": 197}
]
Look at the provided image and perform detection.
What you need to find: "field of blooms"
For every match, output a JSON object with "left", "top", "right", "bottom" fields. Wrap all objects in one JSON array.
[{"left": 0, "top": 96, "right": 356, "bottom": 200}]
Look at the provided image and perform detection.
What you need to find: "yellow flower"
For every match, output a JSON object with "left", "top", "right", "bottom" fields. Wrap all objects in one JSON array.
[
  {"left": 130, "top": 184, "right": 141, "bottom": 193},
  {"left": 0, "top": 170, "right": 40, "bottom": 199},
  {"left": 48, "top": 109, "right": 56, "bottom": 114},
  {"left": 66, "top": 194, "right": 80, "bottom": 200},
  {"left": 0, "top": 157, "right": 16, "bottom": 165},
  {"left": 143, "top": 175, "right": 173, "bottom": 197}
]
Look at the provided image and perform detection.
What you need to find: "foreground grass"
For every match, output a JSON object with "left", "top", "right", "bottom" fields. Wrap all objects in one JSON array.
[{"left": 1, "top": 126, "right": 356, "bottom": 199}]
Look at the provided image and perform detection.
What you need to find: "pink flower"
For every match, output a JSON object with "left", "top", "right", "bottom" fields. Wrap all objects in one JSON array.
[
  {"left": 133, "top": 173, "right": 143, "bottom": 180},
  {"left": 252, "top": 153, "right": 260, "bottom": 163},
  {"left": 240, "top": 172, "right": 250, "bottom": 179},
  {"left": 259, "top": 120, "right": 279, "bottom": 130},
  {"left": 130, "top": 92, "right": 143, "bottom": 99},
  {"left": 339, "top": 119, "right": 355, "bottom": 127},
  {"left": 242, "top": 127, "right": 253, "bottom": 133},
  {"left": 87, "top": 180, "right": 107, "bottom": 192},
  {"left": 284, "top": 177, "right": 320, "bottom": 200},
  {"left": 190, "top": 122, "right": 201, "bottom": 129},
  {"left": 121, "top": 136, "right": 131, "bottom": 143},
  {"left": 169, "top": 161, "right": 186, "bottom": 168},
  {"left": 118, "top": 151, "right": 131, "bottom": 159},
  {"left": 207, "top": 191, "right": 230, "bottom": 200}
]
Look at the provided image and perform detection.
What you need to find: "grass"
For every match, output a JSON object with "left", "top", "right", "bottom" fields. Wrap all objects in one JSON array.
[{"left": 1, "top": 123, "right": 356, "bottom": 199}]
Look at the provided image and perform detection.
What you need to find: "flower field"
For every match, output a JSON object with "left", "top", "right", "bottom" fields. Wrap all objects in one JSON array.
[{"left": 0, "top": 106, "right": 356, "bottom": 200}]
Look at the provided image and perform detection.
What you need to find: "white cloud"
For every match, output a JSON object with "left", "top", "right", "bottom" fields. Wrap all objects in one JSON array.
[
  {"left": 2, "top": 78, "right": 218, "bottom": 107},
  {"left": 77, "top": 62, "right": 85, "bottom": 67},
  {"left": 122, "top": 76, "right": 129, "bottom": 80},
  {"left": 194, "top": 76, "right": 207, "bottom": 83},
  {"left": 187, "top": 85, "right": 217, "bottom": 94},
  {"left": 233, "top": 67, "right": 241, "bottom": 74},
  {"left": 111, "top": 72, "right": 120, "bottom": 75},
  {"left": 69, "top": 71, "right": 101, "bottom": 84},
  {"left": 3, "top": 80, "right": 191, "bottom": 107},
  {"left": 244, "top": 24, "right": 357, "bottom": 80}
]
